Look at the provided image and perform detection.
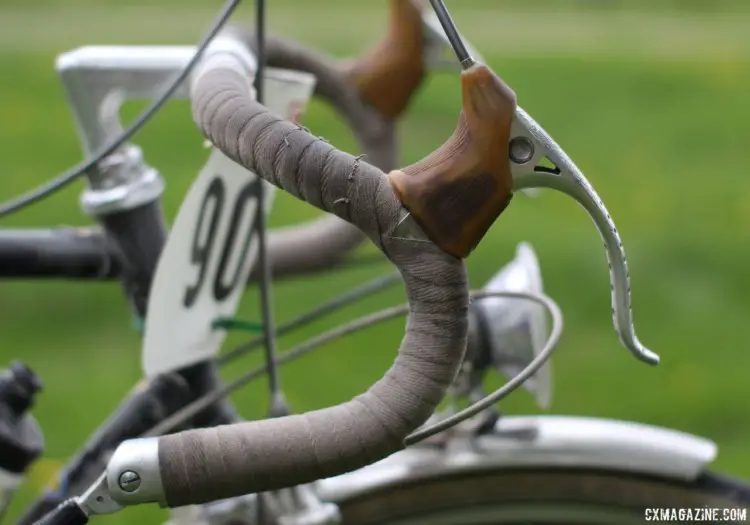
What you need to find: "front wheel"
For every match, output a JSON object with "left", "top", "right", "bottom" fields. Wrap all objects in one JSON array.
[{"left": 336, "top": 468, "right": 750, "bottom": 524}]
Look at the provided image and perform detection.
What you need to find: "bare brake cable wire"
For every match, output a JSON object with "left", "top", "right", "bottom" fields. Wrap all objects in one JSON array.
[
  {"left": 251, "top": 0, "right": 279, "bottom": 507},
  {"left": 250, "top": 0, "right": 287, "bottom": 422},
  {"left": 0, "top": 0, "right": 242, "bottom": 218},
  {"left": 428, "top": 0, "right": 474, "bottom": 70},
  {"left": 141, "top": 290, "right": 564, "bottom": 440}
]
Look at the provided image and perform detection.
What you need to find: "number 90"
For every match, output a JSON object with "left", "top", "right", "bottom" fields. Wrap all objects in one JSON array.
[{"left": 183, "top": 176, "right": 262, "bottom": 308}]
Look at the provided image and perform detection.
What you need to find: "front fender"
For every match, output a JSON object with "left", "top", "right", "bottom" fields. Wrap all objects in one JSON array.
[{"left": 317, "top": 415, "right": 718, "bottom": 503}]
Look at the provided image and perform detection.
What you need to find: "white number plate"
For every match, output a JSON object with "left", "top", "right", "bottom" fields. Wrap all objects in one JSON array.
[{"left": 142, "top": 67, "right": 316, "bottom": 377}]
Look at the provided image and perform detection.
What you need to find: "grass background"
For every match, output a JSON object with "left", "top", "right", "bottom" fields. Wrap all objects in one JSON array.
[{"left": 0, "top": 1, "right": 748, "bottom": 523}]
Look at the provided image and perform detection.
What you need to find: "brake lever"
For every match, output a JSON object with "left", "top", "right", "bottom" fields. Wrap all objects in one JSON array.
[
  {"left": 420, "top": 0, "right": 659, "bottom": 366},
  {"left": 508, "top": 110, "right": 659, "bottom": 366}
]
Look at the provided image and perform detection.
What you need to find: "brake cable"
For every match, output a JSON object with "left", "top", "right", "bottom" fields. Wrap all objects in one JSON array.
[
  {"left": 0, "top": 0, "right": 242, "bottom": 218},
  {"left": 250, "top": 0, "right": 289, "bottom": 422},
  {"left": 429, "top": 0, "right": 475, "bottom": 69},
  {"left": 249, "top": 0, "right": 284, "bottom": 516}
]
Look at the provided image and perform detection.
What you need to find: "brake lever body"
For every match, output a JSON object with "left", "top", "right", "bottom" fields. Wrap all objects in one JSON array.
[{"left": 418, "top": 2, "right": 540, "bottom": 199}]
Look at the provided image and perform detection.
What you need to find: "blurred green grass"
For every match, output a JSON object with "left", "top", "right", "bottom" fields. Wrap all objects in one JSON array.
[
  {"left": 3, "top": 0, "right": 750, "bottom": 11},
  {"left": 0, "top": 1, "right": 748, "bottom": 524}
]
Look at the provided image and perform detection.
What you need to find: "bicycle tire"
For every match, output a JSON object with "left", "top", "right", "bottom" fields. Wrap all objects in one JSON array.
[{"left": 334, "top": 468, "right": 750, "bottom": 524}]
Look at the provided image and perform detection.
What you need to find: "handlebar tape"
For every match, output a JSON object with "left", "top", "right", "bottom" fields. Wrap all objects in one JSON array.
[
  {"left": 237, "top": 30, "right": 398, "bottom": 281},
  {"left": 154, "top": 67, "right": 468, "bottom": 507}
]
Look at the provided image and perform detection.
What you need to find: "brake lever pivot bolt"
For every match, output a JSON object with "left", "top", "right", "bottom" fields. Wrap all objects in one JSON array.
[{"left": 509, "top": 137, "right": 534, "bottom": 165}]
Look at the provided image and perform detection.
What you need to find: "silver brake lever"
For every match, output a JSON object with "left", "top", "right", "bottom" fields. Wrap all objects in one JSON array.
[
  {"left": 509, "top": 108, "right": 659, "bottom": 366},
  {"left": 420, "top": 0, "right": 657, "bottom": 366}
]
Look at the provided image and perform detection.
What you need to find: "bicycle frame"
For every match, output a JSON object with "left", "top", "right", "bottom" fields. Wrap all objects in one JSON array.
[{"left": 0, "top": 228, "right": 121, "bottom": 280}]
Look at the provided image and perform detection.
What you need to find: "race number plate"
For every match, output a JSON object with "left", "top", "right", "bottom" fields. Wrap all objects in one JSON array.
[{"left": 142, "top": 68, "right": 316, "bottom": 377}]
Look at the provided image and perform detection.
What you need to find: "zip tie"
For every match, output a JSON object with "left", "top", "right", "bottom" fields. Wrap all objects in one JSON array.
[
  {"left": 211, "top": 316, "right": 265, "bottom": 333},
  {"left": 131, "top": 315, "right": 145, "bottom": 333}
]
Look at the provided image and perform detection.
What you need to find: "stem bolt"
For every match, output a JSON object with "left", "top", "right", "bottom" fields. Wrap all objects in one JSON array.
[{"left": 118, "top": 471, "right": 141, "bottom": 493}]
